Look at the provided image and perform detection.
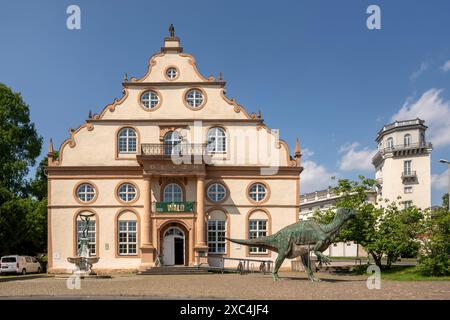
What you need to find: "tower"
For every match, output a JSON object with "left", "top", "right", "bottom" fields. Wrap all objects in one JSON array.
[{"left": 372, "top": 118, "right": 433, "bottom": 209}]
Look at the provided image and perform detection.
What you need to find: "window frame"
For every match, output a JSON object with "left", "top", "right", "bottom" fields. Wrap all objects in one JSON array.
[
  {"left": 206, "top": 182, "right": 227, "bottom": 203},
  {"left": 207, "top": 220, "right": 226, "bottom": 254},
  {"left": 183, "top": 88, "right": 207, "bottom": 110},
  {"left": 117, "top": 127, "right": 138, "bottom": 154},
  {"left": 247, "top": 182, "right": 269, "bottom": 204},
  {"left": 207, "top": 127, "right": 227, "bottom": 154},
  {"left": 118, "top": 220, "right": 138, "bottom": 256},
  {"left": 76, "top": 219, "right": 97, "bottom": 256},
  {"left": 163, "top": 183, "right": 183, "bottom": 202},
  {"left": 165, "top": 66, "right": 179, "bottom": 81},
  {"left": 117, "top": 182, "right": 138, "bottom": 203},
  {"left": 75, "top": 182, "right": 97, "bottom": 204},
  {"left": 404, "top": 134, "right": 412, "bottom": 147},
  {"left": 248, "top": 219, "right": 268, "bottom": 254}
]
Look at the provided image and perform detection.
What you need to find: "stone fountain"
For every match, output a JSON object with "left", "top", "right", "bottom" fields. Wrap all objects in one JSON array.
[{"left": 67, "top": 213, "right": 100, "bottom": 278}]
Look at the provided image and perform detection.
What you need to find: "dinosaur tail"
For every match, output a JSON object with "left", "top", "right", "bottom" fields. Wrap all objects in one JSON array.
[{"left": 225, "top": 235, "right": 278, "bottom": 252}]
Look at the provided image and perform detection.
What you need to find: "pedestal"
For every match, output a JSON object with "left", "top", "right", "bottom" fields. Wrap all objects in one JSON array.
[
  {"left": 139, "top": 244, "right": 155, "bottom": 271},
  {"left": 194, "top": 245, "right": 209, "bottom": 266}
]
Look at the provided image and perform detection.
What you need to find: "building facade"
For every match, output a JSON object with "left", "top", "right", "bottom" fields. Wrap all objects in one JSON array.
[
  {"left": 47, "top": 29, "right": 302, "bottom": 273},
  {"left": 372, "top": 119, "right": 433, "bottom": 209}
]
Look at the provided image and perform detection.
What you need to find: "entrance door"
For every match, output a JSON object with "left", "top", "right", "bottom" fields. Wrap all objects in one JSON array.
[
  {"left": 162, "top": 227, "right": 185, "bottom": 266},
  {"left": 174, "top": 238, "right": 184, "bottom": 265}
]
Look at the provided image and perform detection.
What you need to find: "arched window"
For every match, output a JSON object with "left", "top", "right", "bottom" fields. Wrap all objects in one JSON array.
[
  {"left": 117, "top": 211, "right": 138, "bottom": 256},
  {"left": 207, "top": 127, "right": 226, "bottom": 154},
  {"left": 404, "top": 134, "right": 411, "bottom": 147},
  {"left": 163, "top": 131, "right": 182, "bottom": 155},
  {"left": 76, "top": 213, "right": 96, "bottom": 256},
  {"left": 163, "top": 183, "right": 183, "bottom": 202},
  {"left": 118, "top": 128, "right": 137, "bottom": 154},
  {"left": 208, "top": 210, "right": 226, "bottom": 254},
  {"left": 248, "top": 210, "right": 269, "bottom": 254},
  {"left": 385, "top": 137, "right": 394, "bottom": 150}
]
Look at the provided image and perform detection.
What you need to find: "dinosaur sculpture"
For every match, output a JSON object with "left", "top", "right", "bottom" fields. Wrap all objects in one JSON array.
[{"left": 227, "top": 208, "right": 357, "bottom": 282}]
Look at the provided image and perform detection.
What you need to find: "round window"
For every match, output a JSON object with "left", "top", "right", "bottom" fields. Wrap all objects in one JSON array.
[
  {"left": 76, "top": 183, "right": 96, "bottom": 203},
  {"left": 185, "top": 89, "right": 204, "bottom": 108},
  {"left": 207, "top": 183, "right": 226, "bottom": 202},
  {"left": 118, "top": 183, "right": 137, "bottom": 202},
  {"left": 140, "top": 90, "right": 160, "bottom": 109},
  {"left": 248, "top": 183, "right": 267, "bottom": 202},
  {"left": 166, "top": 67, "right": 178, "bottom": 80}
]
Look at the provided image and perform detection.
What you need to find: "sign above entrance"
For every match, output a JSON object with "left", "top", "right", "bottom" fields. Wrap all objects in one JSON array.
[{"left": 155, "top": 202, "right": 195, "bottom": 213}]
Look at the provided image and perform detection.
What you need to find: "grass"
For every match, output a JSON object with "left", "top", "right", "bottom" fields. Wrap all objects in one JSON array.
[{"left": 353, "top": 265, "right": 450, "bottom": 281}]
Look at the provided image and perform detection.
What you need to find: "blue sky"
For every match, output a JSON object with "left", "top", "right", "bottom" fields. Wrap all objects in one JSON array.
[{"left": 0, "top": 0, "right": 449, "bottom": 205}]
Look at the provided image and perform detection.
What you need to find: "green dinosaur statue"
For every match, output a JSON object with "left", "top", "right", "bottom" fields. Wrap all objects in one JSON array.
[{"left": 227, "top": 208, "right": 357, "bottom": 281}]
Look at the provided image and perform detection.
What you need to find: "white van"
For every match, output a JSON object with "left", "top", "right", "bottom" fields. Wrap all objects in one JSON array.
[{"left": 0, "top": 255, "right": 42, "bottom": 275}]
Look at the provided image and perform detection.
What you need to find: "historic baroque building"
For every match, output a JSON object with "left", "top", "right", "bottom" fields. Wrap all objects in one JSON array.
[{"left": 47, "top": 28, "right": 302, "bottom": 273}]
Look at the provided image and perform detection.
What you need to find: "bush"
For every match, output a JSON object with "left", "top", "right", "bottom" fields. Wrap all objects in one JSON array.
[{"left": 417, "top": 207, "right": 450, "bottom": 276}]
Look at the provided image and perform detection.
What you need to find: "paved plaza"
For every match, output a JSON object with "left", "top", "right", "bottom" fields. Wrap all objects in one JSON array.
[{"left": 0, "top": 272, "right": 449, "bottom": 299}]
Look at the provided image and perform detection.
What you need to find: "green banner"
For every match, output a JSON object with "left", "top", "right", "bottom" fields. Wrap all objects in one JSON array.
[{"left": 156, "top": 202, "right": 195, "bottom": 213}]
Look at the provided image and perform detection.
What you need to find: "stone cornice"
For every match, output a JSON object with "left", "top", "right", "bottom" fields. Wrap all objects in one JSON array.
[{"left": 122, "top": 81, "right": 226, "bottom": 87}]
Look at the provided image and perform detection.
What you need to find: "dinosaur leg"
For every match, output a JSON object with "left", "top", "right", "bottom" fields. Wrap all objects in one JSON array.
[
  {"left": 272, "top": 252, "right": 287, "bottom": 282},
  {"left": 301, "top": 254, "right": 320, "bottom": 282},
  {"left": 313, "top": 241, "right": 332, "bottom": 266}
]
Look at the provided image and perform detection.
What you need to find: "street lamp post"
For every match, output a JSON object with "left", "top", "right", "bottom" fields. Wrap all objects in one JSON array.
[{"left": 439, "top": 159, "right": 450, "bottom": 211}]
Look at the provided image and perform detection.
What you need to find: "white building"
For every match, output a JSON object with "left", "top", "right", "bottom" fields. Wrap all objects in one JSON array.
[{"left": 372, "top": 118, "right": 433, "bottom": 209}]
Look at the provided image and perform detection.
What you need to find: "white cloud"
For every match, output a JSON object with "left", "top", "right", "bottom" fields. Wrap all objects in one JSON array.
[
  {"left": 431, "top": 169, "right": 448, "bottom": 191},
  {"left": 338, "top": 142, "right": 377, "bottom": 171},
  {"left": 301, "top": 148, "right": 314, "bottom": 159},
  {"left": 441, "top": 60, "right": 450, "bottom": 72},
  {"left": 391, "top": 89, "right": 450, "bottom": 147},
  {"left": 301, "top": 160, "right": 337, "bottom": 193},
  {"left": 410, "top": 62, "right": 428, "bottom": 81}
]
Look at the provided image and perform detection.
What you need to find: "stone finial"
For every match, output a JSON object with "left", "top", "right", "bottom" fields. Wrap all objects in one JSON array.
[
  {"left": 258, "top": 110, "right": 262, "bottom": 119},
  {"left": 218, "top": 72, "right": 223, "bottom": 80},
  {"left": 48, "top": 138, "right": 54, "bottom": 155},
  {"left": 48, "top": 138, "right": 54, "bottom": 165},
  {"left": 295, "top": 137, "right": 301, "bottom": 158},
  {"left": 88, "top": 110, "right": 93, "bottom": 119},
  {"left": 169, "top": 24, "right": 175, "bottom": 37},
  {"left": 123, "top": 73, "right": 128, "bottom": 82}
]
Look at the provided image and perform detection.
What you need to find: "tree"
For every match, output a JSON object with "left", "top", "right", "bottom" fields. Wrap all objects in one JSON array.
[
  {"left": 417, "top": 206, "right": 450, "bottom": 276},
  {"left": 0, "top": 83, "right": 42, "bottom": 196},
  {"left": 443, "top": 193, "right": 449, "bottom": 210},
  {"left": 0, "top": 83, "right": 45, "bottom": 257},
  {"left": 314, "top": 176, "right": 424, "bottom": 269}
]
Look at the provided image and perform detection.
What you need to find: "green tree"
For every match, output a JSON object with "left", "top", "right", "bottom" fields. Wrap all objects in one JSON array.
[
  {"left": 314, "top": 176, "right": 424, "bottom": 268},
  {"left": 443, "top": 193, "right": 449, "bottom": 210},
  {"left": 0, "top": 83, "right": 42, "bottom": 195},
  {"left": 418, "top": 207, "right": 450, "bottom": 276},
  {"left": 0, "top": 83, "right": 45, "bottom": 257}
]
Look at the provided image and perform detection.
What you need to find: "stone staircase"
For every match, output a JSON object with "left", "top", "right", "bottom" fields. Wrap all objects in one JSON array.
[{"left": 138, "top": 266, "right": 212, "bottom": 275}]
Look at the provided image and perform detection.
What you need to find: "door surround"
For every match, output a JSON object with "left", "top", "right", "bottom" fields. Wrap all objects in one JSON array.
[{"left": 159, "top": 222, "right": 189, "bottom": 266}]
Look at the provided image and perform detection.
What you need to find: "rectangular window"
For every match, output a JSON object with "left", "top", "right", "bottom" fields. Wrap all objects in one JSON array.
[
  {"left": 77, "top": 220, "right": 96, "bottom": 256},
  {"left": 403, "top": 201, "right": 413, "bottom": 209},
  {"left": 404, "top": 186, "right": 413, "bottom": 194},
  {"left": 404, "top": 160, "right": 412, "bottom": 175},
  {"left": 208, "top": 221, "right": 226, "bottom": 254},
  {"left": 118, "top": 221, "right": 137, "bottom": 256},
  {"left": 249, "top": 220, "right": 267, "bottom": 254}
]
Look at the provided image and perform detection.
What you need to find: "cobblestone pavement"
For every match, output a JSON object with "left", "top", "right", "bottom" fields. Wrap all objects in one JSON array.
[{"left": 0, "top": 272, "right": 449, "bottom": 299}]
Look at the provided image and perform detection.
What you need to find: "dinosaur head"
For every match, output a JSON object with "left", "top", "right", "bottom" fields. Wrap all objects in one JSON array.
[{"left": 336, "top": 208, "right": 357, "bottom": 220}]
